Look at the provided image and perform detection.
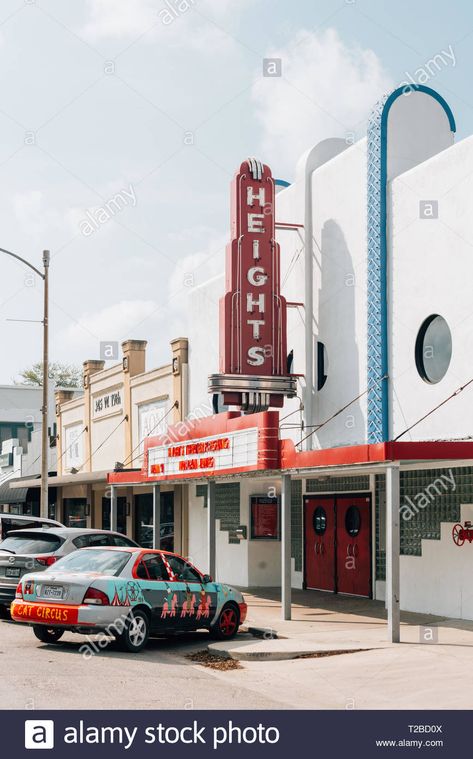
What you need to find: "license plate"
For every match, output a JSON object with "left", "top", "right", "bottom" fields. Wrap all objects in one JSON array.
[
  {"left": 5, "top": 567, "right": 20, "bottom": 578},
  {"left": 42, "top": 585, "right": 63, "bottom": 599}
]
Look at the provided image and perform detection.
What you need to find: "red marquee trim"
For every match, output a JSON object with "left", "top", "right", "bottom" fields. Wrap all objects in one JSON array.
[{"left": 108, "top": 411, "right": 473, "bottom": 485}]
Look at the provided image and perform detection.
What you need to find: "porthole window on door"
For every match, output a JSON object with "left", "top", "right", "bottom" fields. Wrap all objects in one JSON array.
[
  {"left": 313, "top": 506, "right": 327, "bottom": 535},
  {"left": 345, "top": 505, "right": 361, "bottom": 537}
]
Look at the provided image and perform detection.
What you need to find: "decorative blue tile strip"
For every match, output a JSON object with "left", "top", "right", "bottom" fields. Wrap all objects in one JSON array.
[{"left": 366, "top": 85, "right": 455, "bottom": 444}]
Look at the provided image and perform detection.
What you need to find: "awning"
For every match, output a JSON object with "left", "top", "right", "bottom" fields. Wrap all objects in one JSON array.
[
  {"left": 0, "top": 479, "right": 28, "bottom": 503},
  {"left": 9, "top": 471, "right": 109, "bottom": 490}
]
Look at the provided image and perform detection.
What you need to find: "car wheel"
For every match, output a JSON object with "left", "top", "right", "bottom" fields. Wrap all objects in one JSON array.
[
  {"left": 118, "top": 609, "right": 150, "bottom": 653},
  {"left": 32, "top": 626, "right": 64, "bottom": 644},
  {"left": 210, "top": 603, "right": 240, "bottom": 640},
  {"left": 0, "top": 605, "right": 11, "bottom": 620}
]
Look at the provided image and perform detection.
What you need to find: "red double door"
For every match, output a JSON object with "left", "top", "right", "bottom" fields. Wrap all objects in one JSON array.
[{"left": 304, "top": 495, "right": 372, "bottom": 597}]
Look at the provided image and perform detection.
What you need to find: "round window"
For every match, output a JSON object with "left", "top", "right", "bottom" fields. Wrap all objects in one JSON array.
[
  {"left": 415, "top": 314, "right": 452, "bottom": 384},
  {"left": 313, "top": 506, "right": 327, "bottom": 535},
  {"left": 345, "top": 506, "right": 361, "bottom": 537}
]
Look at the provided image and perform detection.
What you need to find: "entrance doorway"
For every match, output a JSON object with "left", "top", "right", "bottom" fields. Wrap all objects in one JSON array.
[{"left": 304, "top": 494, "right": 372, "bottom": 597}]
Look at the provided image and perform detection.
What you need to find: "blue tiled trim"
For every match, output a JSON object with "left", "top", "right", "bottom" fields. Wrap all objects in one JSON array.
[
  {"left": 366, "top": 85, "right": 455, "bottom": 443},
  {"left": 274, "top": 178, "right": 291, "bottom": 188}
]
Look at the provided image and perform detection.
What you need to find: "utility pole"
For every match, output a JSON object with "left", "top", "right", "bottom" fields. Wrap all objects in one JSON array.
[
  {"left": 40, "top": 250, "right": 50, "bottom": 518},
  {"left": 0, "top": 246, "right": 50, "bottom": 518}
]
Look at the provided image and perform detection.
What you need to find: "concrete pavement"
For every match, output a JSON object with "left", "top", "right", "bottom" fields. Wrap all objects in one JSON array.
[
  {"left": 2, "top": 589, "right": 473, "bottom": 709},
  {"left": 209, "top": 587, "right": 473, "bottom": 660}
]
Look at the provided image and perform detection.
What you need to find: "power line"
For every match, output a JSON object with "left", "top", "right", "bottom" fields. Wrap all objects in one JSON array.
[
  {"left": 56, "top": 426, "right": 87, "bottom": 465},
  {"left": 394, "top": 376, "right": 473, "bottom": 441},
  {"left": 296, "top": 374, "right": 387, "bottom": 448},
  {"left": 76, "top": 415, "right": 128, "bottom": 473},
  {"left": 120, "top": 401, "right": 178, "bottom": 469}
]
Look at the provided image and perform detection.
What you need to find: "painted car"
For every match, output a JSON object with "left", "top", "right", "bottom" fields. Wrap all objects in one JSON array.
[{"left": 10, "top": 547, "right": 247, "bottom": 652}]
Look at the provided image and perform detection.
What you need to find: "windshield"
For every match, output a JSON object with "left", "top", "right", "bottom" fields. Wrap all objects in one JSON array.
[
  {"left": 48, "top": 549, "right": 131, "bottom": 576},
  {"left": 0, "top": 533, "right": 62, "bottom": 555},
  {"left": 1, "top": 518, "right": 57, "bottom": 540}
]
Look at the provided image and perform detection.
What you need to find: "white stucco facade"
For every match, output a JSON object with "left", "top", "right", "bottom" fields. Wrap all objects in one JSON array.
[{"left": 182, "top": 87, "right": 473, "bottom": 620}]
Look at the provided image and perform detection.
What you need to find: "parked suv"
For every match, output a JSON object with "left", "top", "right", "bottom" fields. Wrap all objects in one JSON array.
[
  {"left": 0, "top": 528, "right": 138, "bottom": 615},
  {"left": 0, "top": 513, "right": 63, "bottom": 540}
]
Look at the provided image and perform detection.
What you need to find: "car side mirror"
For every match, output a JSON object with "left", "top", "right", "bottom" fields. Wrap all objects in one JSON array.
[{"left": 202, "top": 574, "right": 212, "bottom": 584}]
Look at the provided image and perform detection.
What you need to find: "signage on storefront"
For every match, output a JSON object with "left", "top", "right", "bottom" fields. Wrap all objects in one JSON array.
[
  {"left": 148, "top": 429, "right": 258, "bottom": 478},
  {"left": 92, "top": 387, "right": 123, "bottom": 419},
  {"left": 250, "top": 495, "right": 280, "bottom": 540},
  {"left": 64, "top": 423, "right": 83, "bottom": 470},
  {"left": 208, "top": 157, "right": 296, "bottom": 412},
  {"left": 107, "top": 411, "right": 280, "bottom": 485}
]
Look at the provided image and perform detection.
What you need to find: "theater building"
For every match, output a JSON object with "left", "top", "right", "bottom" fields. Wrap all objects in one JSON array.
[{"left": 113, "top": 85, "right": 473, "bottom": 635}]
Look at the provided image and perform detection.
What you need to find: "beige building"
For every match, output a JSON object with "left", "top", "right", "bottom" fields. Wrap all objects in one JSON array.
[{"left": 13, "top": 338, "right": 189, "bottom": 552}]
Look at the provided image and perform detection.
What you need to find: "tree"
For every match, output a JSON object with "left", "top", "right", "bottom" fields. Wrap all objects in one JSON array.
[{"left": 16, "top": 362, "right": 82, "bottom": 388}]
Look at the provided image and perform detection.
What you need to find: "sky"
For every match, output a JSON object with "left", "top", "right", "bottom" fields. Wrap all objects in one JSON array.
[{"left": 0, "top": 0, "right": 472, "bottom": 383}]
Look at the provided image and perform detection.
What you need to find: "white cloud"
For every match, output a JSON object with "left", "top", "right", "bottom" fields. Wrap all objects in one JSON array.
[
  {"left": 12, "top": 190, "right": 77, "bottom": 242},
  {"left": 168, "top": 234, "right": 224, "bottom": 294},
  {"left": 252, "top": 28, "right": 393, "bottom": 175},
  {"left": 52, "top": 236, "right": 225, "bottom": 369},
  {"left": 81, "top": 0, "right": 251, "bottom": 47},
  {"left": 163, "top": 232, "right": 225, "bottom": 342},
  {"left": 55, "top": 299, "right": 159, "bottom": 361},
  {"left": 82, "top": 0, "right": 157, "bottom": 41}
]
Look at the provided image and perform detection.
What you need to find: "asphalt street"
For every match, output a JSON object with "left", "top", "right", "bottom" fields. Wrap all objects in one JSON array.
[{"left": 2, "top": 618, "right": 473, "bottom": 710}]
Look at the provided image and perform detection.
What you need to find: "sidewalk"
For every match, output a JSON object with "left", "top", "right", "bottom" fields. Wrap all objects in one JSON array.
[{"left": 209, "top": 587, "right": 473, "bottom": 660}]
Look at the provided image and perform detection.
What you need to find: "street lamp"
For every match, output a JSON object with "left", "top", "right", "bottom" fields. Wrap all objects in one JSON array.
[{"left": 1, "top": 247, "right": 50, "bottom": 518}]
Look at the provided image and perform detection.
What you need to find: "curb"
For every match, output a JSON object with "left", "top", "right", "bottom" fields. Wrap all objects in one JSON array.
[
  {"left": 243, "top": 625, "right": 279, "bottom": 640},
  {"left": 208, "top": 642, "right": 373, "bottom": 662}
]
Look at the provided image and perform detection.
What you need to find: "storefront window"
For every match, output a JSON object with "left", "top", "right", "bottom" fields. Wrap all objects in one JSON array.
[
  {"left": 134, "top": 492, "right": 174, "bottom": 550},
  {"left": 63, "top": 498, "right": 87, "bottom": 528},
  {"left": 102, "top": 496, "right": 127, "bottom": 535},
  {"left": 250, "top": 496, "right": 280, "bottom": 540}
]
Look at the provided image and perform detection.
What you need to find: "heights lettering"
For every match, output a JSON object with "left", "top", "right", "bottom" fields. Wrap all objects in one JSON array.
[
  {"left": 220, "top": 159, "right": 287, "bottom": 378},
  {"left": 210, "top": 158, "right": 295, "bottom": 411}
]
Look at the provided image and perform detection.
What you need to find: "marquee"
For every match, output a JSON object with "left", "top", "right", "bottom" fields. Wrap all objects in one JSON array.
[{"left": 108, "top": 411, "right": 280, "bottom": 484}]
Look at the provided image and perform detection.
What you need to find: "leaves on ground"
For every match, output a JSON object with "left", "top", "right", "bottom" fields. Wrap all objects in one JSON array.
[
  {"left": 296, "top": 648, "right": 369, "bottom": 659},
  {"left": 186, "top": 651, "right": 242, "bottom": 670}
]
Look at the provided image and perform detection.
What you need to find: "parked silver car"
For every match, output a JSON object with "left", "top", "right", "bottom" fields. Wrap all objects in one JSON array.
[{"left": 0, "top": 527, "right": 138, "bottom": 614}]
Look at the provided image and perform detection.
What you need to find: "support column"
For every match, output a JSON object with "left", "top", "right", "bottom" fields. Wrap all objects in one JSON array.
[
  {"left": 207, "top": 480, "right": 216, "bottom": 579},
  {"left": 110, "top": 485, "right": 117, "bottom": 533},
  {"left": 386, "top": 463, "right": 400, "bottom": 643},
  {"left": 152, "top": 483, "right": 161, "bottom": 549},
  {"left": 281, "top": 474, "right": 292, "bottom": 620}
]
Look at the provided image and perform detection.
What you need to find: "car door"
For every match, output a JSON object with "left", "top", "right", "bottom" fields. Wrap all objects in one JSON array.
[
  {"left": 165, "top": 555, "right": 217, "bottom": 630},
  {"left": 134, "top": 553, "right": 172, "bottom": 633}
]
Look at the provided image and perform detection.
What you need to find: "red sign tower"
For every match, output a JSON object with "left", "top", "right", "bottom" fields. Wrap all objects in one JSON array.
[{"left": 209, "top": 157, "right": 296, "bottom": 412}]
